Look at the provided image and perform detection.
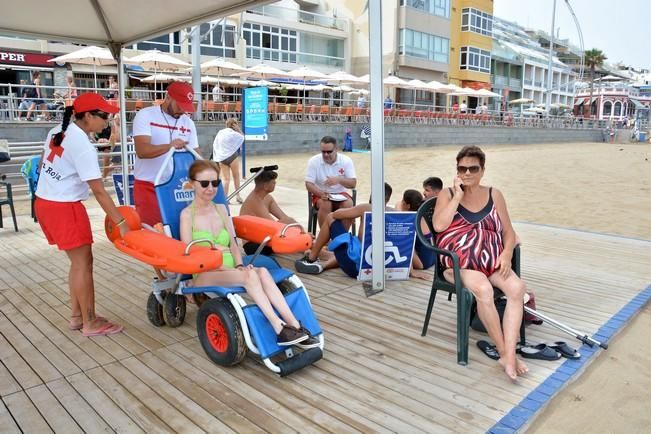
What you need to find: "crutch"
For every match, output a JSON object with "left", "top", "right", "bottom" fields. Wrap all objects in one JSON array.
[
  {"left": 523, "top": 306, "right": 609, "bottom": 350},
  {"left": 227, "top": 164, "right": 279, "bottom": 202}
]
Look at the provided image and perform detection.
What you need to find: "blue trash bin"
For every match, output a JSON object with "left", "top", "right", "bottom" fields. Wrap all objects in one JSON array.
[{"left": 638, "top": 131, "right": 647, "bottom": 142}]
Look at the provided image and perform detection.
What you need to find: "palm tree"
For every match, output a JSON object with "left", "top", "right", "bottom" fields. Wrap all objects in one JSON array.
[{"left": 584, "top": 48, "right": 607, "bottom": 117}]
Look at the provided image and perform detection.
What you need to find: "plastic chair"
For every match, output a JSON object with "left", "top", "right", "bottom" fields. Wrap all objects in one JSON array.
[
  {"left": 0, "top": 178, "right": 18, "bottom": 231},
  {"left": 307, "top": 189, "right": 357, "bottom": 236},
  {"left": 415, "top": 198, "right": 524, "bottom": 365},
  {"left": 20, "top": 156, "right": 40, "bottom": 222}
]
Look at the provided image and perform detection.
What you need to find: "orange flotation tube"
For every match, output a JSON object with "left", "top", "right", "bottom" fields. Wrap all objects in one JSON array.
[
  {"left": 105, "top": 207, "right": 222, "bottom": 274},
  {"left": 232, "top": 216, "right": 312, "bottom": 254}
]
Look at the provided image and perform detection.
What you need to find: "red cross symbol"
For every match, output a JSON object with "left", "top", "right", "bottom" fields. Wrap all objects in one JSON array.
[
  {"left": 179, "top": 126, "right": 190, "bottom": 134},
  {"left": 338, "top": 168, "right": 345, "bottom": 175},
  {"left": 46, "top": 139, "right": 64, "bottom": 163},
  {"left": 363, "top": 269, "right": 372, "bottom": 275}
]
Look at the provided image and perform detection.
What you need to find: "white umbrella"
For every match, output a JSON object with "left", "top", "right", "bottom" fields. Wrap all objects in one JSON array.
[
  {"left": 448, "top": 87, "right": 482, "bottom": 97},
  {"left": 286, "top": 66, "right": 329, "bottom": 107},
  {"left": 326, "top": 71, "right": 367, "bottom": 84},
  {"left": 475, "top": 88, "right": 502, "bottom": 98},
  {"left": 48, "top": 45, "right": 115, "bottom": 90},
  {"left": 125, "top": 50, "right": 191, "bottom": 99},
  {"left": 140, "top": 73, "right": 187, "bottom": 83},
  {"left": 199, "top": 58, "right": 247, "bottom": 76},
  {"left": 509, "top": 97, "right": 536, "bottom": 105},
  {"left": 248, "top": 79, "right": 281, "bottom": 88},
  {"left": 237, "top": 64, "right": 290, "bottom": 80},
  {"left": 383, "top": 76, "right": 409, "bottom": 88}
]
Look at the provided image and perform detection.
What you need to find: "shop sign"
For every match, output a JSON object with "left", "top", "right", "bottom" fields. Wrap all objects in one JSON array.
[{"left": 0, "top": 51, "right": 55, "bottom": 67}]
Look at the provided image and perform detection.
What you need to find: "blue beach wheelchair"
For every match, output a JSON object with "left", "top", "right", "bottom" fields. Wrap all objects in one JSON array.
[{"left": 115, "top": 149, "right": 324, "bottom": 376}]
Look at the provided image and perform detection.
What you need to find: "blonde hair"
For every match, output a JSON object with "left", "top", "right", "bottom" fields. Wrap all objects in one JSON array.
[{"left": 225, "top": 118, "right": 239, "bottom": 130}]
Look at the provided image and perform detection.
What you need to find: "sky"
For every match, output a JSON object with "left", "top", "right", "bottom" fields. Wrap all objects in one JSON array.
[{"left": 493, "top": 0, "right": 651, "bottom": 70}]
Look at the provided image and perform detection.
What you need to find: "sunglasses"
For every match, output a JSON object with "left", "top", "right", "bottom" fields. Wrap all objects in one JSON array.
[
  {"left": 195, "top": 179, "right": 221, "bottom": 188},
  {"left": 321, "top": 149, "right": 335, "bottom": 155},
  {"left": 457, "top": 165, "right": 481, "bottom": 174},
  {"left": 90, "top": 111, "right": 109, "bottom": 120}
]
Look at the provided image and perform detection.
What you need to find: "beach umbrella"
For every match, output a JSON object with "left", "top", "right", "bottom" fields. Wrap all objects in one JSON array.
[
  {"left": 237, "top": 64, "right": 290, "bottom": 80},
  {"left": 326, "top": 71, "right": 367, "bottom": 84},
  {"left": 125, "top": 50, "right": 191, "bottom": 99},
  {"left": 140, "top": 73, "right": 187, "bottom": 83},
  {"left": 475, "top": 88, "right": 502, "bottom": 98},
  {"left": 248, "top": 79, "right": 281, "bottom": 88},
  {"left": 509, "top": 97, "right": 536, "bottom": 105},
  {"left": 448, "top": 87, "right": 482, "bottom": 97},
  {"left": 286, "top": 66, "right": 329, "bottom": 106},
  {"left": 199, "top": 58, "right": 247, "bottom": 76},
  {"left": 49, "top": 45, "right": 115, "bottom": 90}
]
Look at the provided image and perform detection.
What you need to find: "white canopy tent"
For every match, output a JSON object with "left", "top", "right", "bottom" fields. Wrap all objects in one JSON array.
[{"left": 0, "top": 0, "right": 390, "bottom": 290}]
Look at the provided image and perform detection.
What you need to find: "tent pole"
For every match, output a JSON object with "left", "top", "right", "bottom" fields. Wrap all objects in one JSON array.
[
  {"left": 117, "top": 50, "right": 131, "bottom": 206},
  {"left": 368, "top": 0, "right": 385, "bottom": 292},
  {"left": 191, "top": 26, "right": 202, "bottom": 121}
]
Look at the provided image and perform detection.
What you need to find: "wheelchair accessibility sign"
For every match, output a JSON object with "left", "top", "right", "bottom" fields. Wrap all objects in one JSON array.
[{"left": 358, "top": 211, "right": 417, "bottom": 281}]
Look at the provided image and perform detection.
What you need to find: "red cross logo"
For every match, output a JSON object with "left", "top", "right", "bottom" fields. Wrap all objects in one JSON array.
[
  {"left": 338, "top": 168, "right": 345, "bottom": 175},
  {"left": 363, "top": 269, "right": 372, "bottom": 275},
  {"left": 179, "top": 126, "right": 190, "bottom": 134},
  {"left": 46, "top": 139, "right": 64, "bottom": 163}
]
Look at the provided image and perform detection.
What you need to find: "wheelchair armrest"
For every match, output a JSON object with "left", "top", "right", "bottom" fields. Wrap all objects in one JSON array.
[{"left": 512, "top": 244, "right": 521, "bottom": 277}]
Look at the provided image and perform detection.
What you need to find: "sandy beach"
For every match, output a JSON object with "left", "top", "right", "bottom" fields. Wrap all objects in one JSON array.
[{"left": 238, "top": 141, "right": 651, "bottom": 433}]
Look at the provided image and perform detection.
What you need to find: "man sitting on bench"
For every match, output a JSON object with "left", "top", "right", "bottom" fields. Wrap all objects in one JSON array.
[{"left": 295, "top": 182, "right": 392, "bottom": 277}]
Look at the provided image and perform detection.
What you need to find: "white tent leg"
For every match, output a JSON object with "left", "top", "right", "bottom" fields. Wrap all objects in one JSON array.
[
  {"left": 117, "top": 50, "right": 131, "bottom": 206},
  {"left": 368, "top": 0, "right": 385, "bottom": 292}
]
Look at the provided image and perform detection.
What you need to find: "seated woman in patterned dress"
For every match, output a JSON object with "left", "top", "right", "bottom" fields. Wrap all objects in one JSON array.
[{"left": 433, "top": 145, "right": 528, "bottom": 381}]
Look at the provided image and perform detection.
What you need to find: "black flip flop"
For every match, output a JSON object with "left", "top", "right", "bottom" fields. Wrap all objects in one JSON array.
[
  {"left": 548, "top": 341, "right": 581, "bottom": 359},
  {"left": 477, "top": 340, "right": 500, "bottom": 360},
  {"left": 519, "top": 343, "right": 562, "bottom": 361}
]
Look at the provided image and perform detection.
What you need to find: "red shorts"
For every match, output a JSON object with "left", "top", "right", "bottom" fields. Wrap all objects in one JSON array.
[
  {"left": 311, "top": 191, "right": 352, "bottom": 208},
  {"left": 134, "top": 179, "right": 162, "bottom": 226},
  {"left": 35, "top": 197, "right": 93, "bottom": 250}
]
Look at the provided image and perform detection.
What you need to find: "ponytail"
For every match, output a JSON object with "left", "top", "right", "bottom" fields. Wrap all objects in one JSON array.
[
  {"left": 402, "top": 189, "right": 424, "bottom": 212},
  {"left": 52, "top": 106, "right": 74, "bottom": 147}
]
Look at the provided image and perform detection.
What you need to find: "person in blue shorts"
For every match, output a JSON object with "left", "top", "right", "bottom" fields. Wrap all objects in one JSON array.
[{"left": 295, "top": 182, "right": 393, "bottom": 277}]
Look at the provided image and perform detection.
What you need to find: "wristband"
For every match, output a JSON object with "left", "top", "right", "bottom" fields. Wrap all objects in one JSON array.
[{"left": 235, "top": 264, "right": 244, "bottom": 269}]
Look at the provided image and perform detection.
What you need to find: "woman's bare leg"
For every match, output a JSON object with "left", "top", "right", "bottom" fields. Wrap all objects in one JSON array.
[
  {"left": 219, "top": 163, "right": 231, "bottom": 195},
  {"left": 255, "top": 268, "right": 300, "bottom": 328},
  {"left": 230, "top": 157, "right": 242, "bottom": 201}
]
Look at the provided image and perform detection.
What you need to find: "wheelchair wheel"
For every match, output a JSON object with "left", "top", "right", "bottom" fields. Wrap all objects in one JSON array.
[
  {"left": 197, "top": 298, "right": 246, "bottom": 366},
  {"left": 146, "top": 292, "right": 166, "bottom": 327},
  {"left": 163, "top": 294, "right": 186, "bottom": 328}
]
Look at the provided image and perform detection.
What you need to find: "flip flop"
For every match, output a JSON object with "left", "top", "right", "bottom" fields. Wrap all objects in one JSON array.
[
  {"left": 82, "top": 322, "right": 124, "bottom": 337},
  {"left": 548, "top": 341, "right": 581, "bottom": 359},
  {"left": 477, "top": 340, "right": 500, "bottom": 360},
  {"left": 519, "top": 343, "right": 561, "bottom": 361}
]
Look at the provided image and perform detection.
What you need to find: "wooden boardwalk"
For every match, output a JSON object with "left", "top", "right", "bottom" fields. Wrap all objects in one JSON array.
[{"left": 1, "top": 209, "right": 650, "bottom": 433}]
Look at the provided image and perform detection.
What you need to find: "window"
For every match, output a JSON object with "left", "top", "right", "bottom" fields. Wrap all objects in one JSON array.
[
  {"left": 399, "top": 0, "right": 450, "bottom": 18},
  {"left": 244, "top": 23, "right": 298, "bottom": 63},
  {"left": 603, "top": 101, "right": 612, "bottom": 116},
  {"left": 459, "top": 46, "right": 491, "bottom": 73},
  {"left": 461, "top": 8, "right": 493, "bottom": 37},
  {"left": 191, "top": 22, "right": 236, "bottom": 58},
  {"left": 613, "top": 101, "right": 622, "bottom": 116},
  {"left": 399, "top": 29, "right": 449, "bottom": 64},
  {"left": 135, "top": 32, "right": 181, "bottom": 54}
]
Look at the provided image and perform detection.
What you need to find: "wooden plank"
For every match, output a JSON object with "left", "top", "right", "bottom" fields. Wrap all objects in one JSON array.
[
  {"left": 102, "top": 361, "right": 206, "bottom": 433},
  {"left": 0, "top": 399, "right": 20, "bottom": 434},
  {"left": 85, "top": 366, "right": 174, "bottom": 433},
  {"left": 135, "top": 352, "right": 265, "bottom": 434},
  {"left": 66, "top": 372, "right": 144, "bottom": 434},
  {"left": 0, "top": 360, "right": 21, "bottom": 397},
  {"left": 25, "top": 383, "right": 83, "bottom": 434},
  {"left": 2, "top": 391, "right": 53, "bottom": 434}
]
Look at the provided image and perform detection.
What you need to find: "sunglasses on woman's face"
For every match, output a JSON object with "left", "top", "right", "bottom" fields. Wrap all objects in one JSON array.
[
  {"left": 457, "top": 165, "right": 481, "bottom": 174},
  {"left": 91, "top": 111, "right": 109, "bottom": 120},
  {"left": 195, "top": 179, "right": 221, "bottom": 188}
]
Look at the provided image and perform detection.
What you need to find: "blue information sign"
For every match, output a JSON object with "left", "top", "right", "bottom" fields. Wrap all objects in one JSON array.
[
  {"left": 358, "top": 211, "right": 417, "bottom": 281},
  {"left": 243, "top": 86, "right": 269, "bottom": 141},
  {"left": 112, "top": 173, "right": 135, "bottom": 206}
]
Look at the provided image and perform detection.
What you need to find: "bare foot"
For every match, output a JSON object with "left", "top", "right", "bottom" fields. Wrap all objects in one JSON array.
[
  {"left": 410, "top": 270, "right": 430, "bottom": 280},
  {"left": 498, "top": 357, "right": 518, "bottom": 382},
  {"left": 515, "top": 358, "right": 529, "bottom": 376}
]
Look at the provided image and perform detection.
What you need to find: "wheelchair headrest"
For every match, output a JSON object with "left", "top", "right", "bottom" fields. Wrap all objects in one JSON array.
[{"left": 155, "top": 151, "right": 228, "bottom": 239}]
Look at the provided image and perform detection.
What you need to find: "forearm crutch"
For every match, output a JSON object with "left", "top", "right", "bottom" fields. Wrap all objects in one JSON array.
[{"left": 524, "top": 306, "right": 609, "bottom": 350}]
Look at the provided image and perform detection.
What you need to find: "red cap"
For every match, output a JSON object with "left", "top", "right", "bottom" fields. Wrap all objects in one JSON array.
[
  {"left": 167, "top": 81, "right": 196, "bottom": 113},
  {"left": 73, "top": 93, "right": 119, "bottom": 114}
]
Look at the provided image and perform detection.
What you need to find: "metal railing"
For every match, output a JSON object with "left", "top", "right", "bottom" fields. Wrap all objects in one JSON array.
[{"left": 248, "top": 4, "right": 347, "bottom": 31}]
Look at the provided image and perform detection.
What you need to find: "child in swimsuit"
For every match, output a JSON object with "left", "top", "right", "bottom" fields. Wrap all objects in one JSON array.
[{"left": 179, "top": 160, "right": 318, "bottom": 349}]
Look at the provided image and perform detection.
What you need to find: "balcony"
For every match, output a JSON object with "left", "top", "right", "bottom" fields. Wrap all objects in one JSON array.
[
  {"left": 248, "top": 4, "right": 347, "bottom": 31},
  {"left": 509, "top": 78, "right": 521, "bottom": 88}
]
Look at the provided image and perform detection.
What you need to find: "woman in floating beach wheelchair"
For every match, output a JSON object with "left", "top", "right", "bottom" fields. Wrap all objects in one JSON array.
[{"left": 180, "top": 160, "right": 319, "bottom": 349}]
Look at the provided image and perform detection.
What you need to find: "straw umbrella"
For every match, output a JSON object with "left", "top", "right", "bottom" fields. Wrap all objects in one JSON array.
[
  {"left": 125, "top": 50, "right": 191, "bottom": 99},
  {"left": 49, "top": 46, "right": 116, "bottom": 90}
]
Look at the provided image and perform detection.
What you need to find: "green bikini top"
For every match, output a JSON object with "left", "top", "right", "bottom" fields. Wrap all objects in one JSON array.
[{"left": 191, "top": 202, "right": 231, "bottom": 248}]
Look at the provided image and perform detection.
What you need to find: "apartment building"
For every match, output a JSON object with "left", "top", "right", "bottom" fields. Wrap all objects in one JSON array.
[{"left": 448, "top": 0, "right": 493, "bottom": 90}]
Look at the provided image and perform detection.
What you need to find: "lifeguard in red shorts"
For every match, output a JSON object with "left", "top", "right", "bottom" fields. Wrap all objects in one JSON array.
[
  {"left": 132, "top": 82, "right": 199, "bottom": 226},
  {"left": 35, "top": 93, "right": 129, "bottom": 337}
]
